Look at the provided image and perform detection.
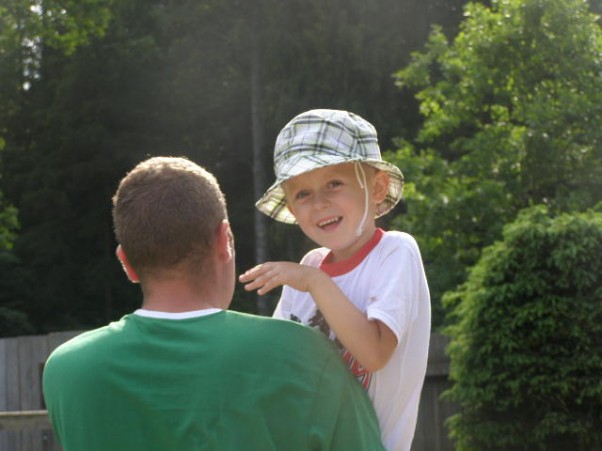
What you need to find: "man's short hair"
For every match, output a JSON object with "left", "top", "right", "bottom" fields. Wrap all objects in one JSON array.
[{"left": 112, "top": 157, "right": 227, "bottom": 279}]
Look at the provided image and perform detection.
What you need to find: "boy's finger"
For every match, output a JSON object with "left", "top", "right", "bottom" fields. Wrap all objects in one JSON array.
[
  {"left": 257, "top": 276, "right": 280, "bottom": 295},
  {"left": 239, "top": 269, "right": 260, "bottom": 282},
  {"left": 241, "top": 273, "right": 270, "bottom": 291},
  {"left": 239, "top": 263, "right": 270, "bottom": 282}
]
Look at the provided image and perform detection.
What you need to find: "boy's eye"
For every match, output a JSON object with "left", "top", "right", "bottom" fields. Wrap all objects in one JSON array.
[
  {"left": 327, "top": 180, "right": 343, "bottom": 189},
  {"left": 295, "top": 190, "right": 310, "bottom": 200}
]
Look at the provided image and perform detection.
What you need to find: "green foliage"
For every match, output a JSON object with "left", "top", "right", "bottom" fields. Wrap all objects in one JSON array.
[
  {"left": 0, "top": 201, "right": 17, "bottom": 252},
  {"left": 0, "top": 306, "right": 34, "bottom": 337},
  {"left": 443, "top": 206, "right": 602, "bottom": 450},
  {"left": 389, "top": 0, "right": 602, "bottom": 325},
  {"left": 0, "top": 251, "right": 34, "bottom": 337},
  {"left": 0, "top": 140, "right": 18, "bottom": 253},
  {"left": 0, "top": 0, "right": 153, "bottom": 334},
  {"left": 0, "top": 0, "right": 114, "bottom": 56},
  {"left": 0, "top": 0, "right": 116, "bottom": 332},
  {"left": 0, "top": 0, "right": 470, "bottom": 334}
]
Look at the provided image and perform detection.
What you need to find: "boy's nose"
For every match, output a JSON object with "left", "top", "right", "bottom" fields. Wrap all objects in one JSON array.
[{"left": 312, "top": 191, "right": 330, "bottom": 209}]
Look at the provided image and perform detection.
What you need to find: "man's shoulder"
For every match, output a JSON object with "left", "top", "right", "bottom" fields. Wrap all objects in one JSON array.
[
  {"left": 224, "top": 311, "right": 338, "bottom": 354},
  {"left": 46, "top": 318, "right": 127, "bottom": 364}
]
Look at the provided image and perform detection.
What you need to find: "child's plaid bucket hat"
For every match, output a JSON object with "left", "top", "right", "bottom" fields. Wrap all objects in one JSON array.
[{"left": 256, "top": 109, "right": 404, "bottom": 224}]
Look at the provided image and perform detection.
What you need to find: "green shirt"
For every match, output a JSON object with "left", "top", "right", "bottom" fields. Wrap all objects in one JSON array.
[{"left": 43, "top": 310, "right": 384, "bottom": 450}]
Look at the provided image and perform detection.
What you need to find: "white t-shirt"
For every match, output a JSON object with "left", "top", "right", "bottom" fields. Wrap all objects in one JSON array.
[{"left": 273, "top": 229, "right": 431, "bottom": 451}]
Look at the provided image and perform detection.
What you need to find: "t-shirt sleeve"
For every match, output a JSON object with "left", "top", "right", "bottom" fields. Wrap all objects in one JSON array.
[
  {"left": 307, "top": 353, "right": 385, "bottom": 450},
  {"left": 365, "top": 237, "right": 427, "bottom": 344}
]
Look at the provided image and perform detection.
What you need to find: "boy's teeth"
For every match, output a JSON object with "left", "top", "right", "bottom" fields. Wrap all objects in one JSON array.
[{"left": 318, "top": 217, "right": 340, "bottom": 227}]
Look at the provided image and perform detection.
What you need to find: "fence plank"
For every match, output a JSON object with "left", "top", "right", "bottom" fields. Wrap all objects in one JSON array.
[
  {"left": 0, "top": 411, "right": 51, "bottom": 431},
  {"left": 412, "top": 375, "right": 457, "bottom": 451},
  {"left": 411, "top": 334, "right": 456, "bottom": 451},
  {"left": 0, "top": 340, "right": 6, "bottom": 412},
  {"left": 0, "top": 340, "right": 6, "bottom": 451},
  {"left": 3, "top": 338, "right": 21, "bottom": 451},
  {"left": 18, "top": 336, "right": 48, "bottom": 411},
  {"left": 4, "top": 338, "right": 19, "bottom": 412},
  {"left": 46, "top": 332, "right": 83, "bottom": 357},
  {"left": 426, "top": 333, "right": 451, "bottom": 377},
  {"left": 18, "top": 336, "right": 50, "bottom": 451},
  {"left": 0, "top": 411, "right": 59, "bottom": 451}
]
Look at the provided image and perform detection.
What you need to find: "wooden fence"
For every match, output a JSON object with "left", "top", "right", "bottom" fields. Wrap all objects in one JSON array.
[
  {"left": 0, "top": 331, "right": 82, "bottom": 451},
  {"left": 0, "top": 331, "right": 456, "bottom": 451},
  {"left": 413, "top": 334, "right": 458, "bottom": 451}
]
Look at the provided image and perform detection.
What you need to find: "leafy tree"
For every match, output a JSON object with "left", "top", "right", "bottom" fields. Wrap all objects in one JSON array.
[
  {"left": 1, "top": 0, "right": 159, "bottom": 333},
  {"left": 443, "top": 206, "right": 602, "bottom": 450},
  {"left": 388, "top": 0, "right": 602, "bottom": 325},
  {"left": 0, "top": 0, "right": 115, "bottom": 335},
  {"left": 0, "top": 144, "right": 17, "bottom": 252},
  {"left": 0, "top": 142, "right": 27, "bottom": 334},
  {"left": 1, "top": 0, "right": 471, "bottom": 335},
  {"left": 0, "top": 197, "right": 17, "bottom": 252},
  {"left": 0, "top": 0, "right": 115, "bottom": 147}
]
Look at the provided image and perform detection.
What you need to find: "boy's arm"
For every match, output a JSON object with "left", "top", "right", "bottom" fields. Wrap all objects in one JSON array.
[{"left": 239, "top": 262, "right": 397, "bottom": 372}]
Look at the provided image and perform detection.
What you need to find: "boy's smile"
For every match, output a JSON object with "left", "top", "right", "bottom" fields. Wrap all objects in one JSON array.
[
  {"left": 284, "top": 163, "right": 386, "bottom": 262},
  {"left": 317, "top": 215, "right": 342, "bottom": 229}
]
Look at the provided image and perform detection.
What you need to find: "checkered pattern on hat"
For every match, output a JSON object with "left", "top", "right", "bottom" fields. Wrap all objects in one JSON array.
[{"left": 256, "top": 109, "right": 404, "bottom": 224}]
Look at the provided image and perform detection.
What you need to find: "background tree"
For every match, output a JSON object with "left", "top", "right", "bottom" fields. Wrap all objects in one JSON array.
[
  {"left": 0, "top": 142, "right": 25, "bottom": 336},
  {"left": 0, "top": 0, "right": 114, "bottom": 251},
  {"left": 443, "top": 206, "right": 602, "bottom": 450},
  {"left": 0, "top": 0, "right": 115, "bottom": 333},
  {"left": 389, "top": 0, "right": 602, "bottom": 325},
  {"left": 0, "top": 0, "right": 471, "bottom": 335}
]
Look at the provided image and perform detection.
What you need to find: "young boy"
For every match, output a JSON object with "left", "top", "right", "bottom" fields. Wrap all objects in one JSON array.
[{"left": 240, "top": 109, "right": 431, "bottom": 451}]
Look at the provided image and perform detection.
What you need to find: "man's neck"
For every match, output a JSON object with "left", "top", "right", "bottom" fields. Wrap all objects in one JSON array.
[{"left": 140, "top": 279, "right": 227, "bottom": 313}]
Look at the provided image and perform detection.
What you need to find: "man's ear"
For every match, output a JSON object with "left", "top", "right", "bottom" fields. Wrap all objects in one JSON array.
[
  {"left": 116, "top": 245, "right": 140, "bottom": 283},
  {"left": 216, "top": 220, "right": 235, "bottom": 262},
  {"left": 371, "top": 170, "right": 390, "bottom": 204}
]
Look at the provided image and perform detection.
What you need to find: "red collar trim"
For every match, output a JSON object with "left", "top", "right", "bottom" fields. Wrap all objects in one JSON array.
[{"left": 320, "top": 229, "right": 384, "bottom": 277}]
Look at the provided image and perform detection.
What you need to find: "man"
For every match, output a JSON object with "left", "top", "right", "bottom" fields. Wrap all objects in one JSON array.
[{"left": 43, "top": 156, "right": 384, "bottom": 451}]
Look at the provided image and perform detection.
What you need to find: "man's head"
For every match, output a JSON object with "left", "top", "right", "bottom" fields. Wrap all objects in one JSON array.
[{"left": 112, "top": 157, "right": 228, "bottom": 283}]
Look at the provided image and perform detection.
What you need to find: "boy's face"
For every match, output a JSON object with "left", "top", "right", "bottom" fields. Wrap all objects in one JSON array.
[{"left": 283, "top": 163, "right": 388, "bottom": 261}]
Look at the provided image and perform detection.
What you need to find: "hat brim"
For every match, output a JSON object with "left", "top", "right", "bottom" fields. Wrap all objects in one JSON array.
[{"left": 256, "top": 157, "right": 404, "bottom": 224}]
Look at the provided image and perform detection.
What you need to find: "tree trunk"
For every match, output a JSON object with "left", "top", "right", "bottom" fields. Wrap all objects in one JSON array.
[{"left": 250, "top": 0, "right": 270, "bottom": 315}]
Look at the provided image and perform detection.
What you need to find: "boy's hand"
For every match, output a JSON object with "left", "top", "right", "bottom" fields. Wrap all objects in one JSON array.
[
  {"left": 241, "top": 260, "right": 398, "bottom": 372},
  {"left": 239, "top": 262, "right": 323, "bottom": 295}
]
